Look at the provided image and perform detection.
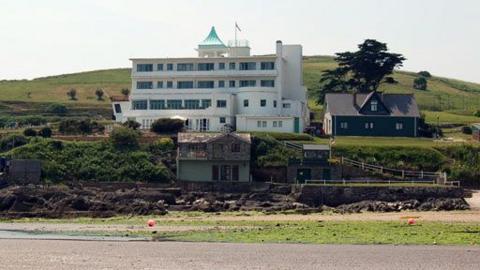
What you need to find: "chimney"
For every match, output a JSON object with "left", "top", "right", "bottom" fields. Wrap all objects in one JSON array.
[{"left": 276, "top": 40, "right": 283, "bottom": 57}]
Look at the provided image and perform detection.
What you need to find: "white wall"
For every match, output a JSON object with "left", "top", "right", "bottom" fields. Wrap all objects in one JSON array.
[{"left": 236, "top": 116, "right": 294, "bottom": 133}]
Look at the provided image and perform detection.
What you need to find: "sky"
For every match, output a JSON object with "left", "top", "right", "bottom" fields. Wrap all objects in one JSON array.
[{"left": 0, "top": 0, "right": 479, "bottom": 83}]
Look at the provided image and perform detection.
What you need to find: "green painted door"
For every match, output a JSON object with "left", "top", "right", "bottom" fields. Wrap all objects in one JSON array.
[
  {"left": 294, "top": 117, "right": 300, "bottom": 133},
  {"left": 297, "top": 168, "right": 311, "bottom": 183}
]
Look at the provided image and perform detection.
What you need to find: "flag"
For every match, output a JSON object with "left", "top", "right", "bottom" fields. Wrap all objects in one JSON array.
[{"left": 235, "top": 22, "right": 241, "bottom": 32}]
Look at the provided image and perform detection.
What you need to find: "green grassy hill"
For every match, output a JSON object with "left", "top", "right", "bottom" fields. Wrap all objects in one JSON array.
[{"left": 1, "top": 57, "right": 479, "bottom": 124}]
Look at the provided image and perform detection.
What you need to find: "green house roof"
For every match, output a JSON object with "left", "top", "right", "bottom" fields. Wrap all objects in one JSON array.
[{"left": 198, "top": 26, "right": 226, "bottom": 48}]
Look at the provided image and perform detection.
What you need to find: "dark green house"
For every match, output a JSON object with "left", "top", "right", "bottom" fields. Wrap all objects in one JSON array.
[{"left": 323, "top": 92, "right": 420, "bottom": 137}]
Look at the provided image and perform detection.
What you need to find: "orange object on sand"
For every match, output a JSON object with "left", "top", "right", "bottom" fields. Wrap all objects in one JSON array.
[
  {"left": 407, "top": 218, "right": 416, "bottom": 225},
  {"left": 147, "top": 219, "right": 156, "bottom": 227}
]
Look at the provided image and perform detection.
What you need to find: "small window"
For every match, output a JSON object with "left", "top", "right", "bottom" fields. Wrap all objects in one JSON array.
[
  {"left": 220, "top": 117, "right": 226, "bottom": 124},
  {"left": 229, "top": 62, "right": 236, "bottom": 70},
  {"left": 132, "top": 100, "right": 147, "bottom": 110},
  {"left": 219, "top": 63, "right": 225, "bottom": 70},
  {"left": 218, "top": 81, "right": 225, "bottom": 88},
  {"left": 202, "top": 99, "right": 211, "bottom": 108},
  {"left": 229, "top": 80, "right": 236, "bottom": 87},
  {"left": 166, "top": 81, "right": 173, "bottom": 88},
  {"left": 177, "top": 81, "right": 194, "bottom": 89},
  {"left": 261, "top": 62, "right": 275, "bottom": 70},
  {"left": 239, "top": 80, "right": 256, "bottom": 87},
  {"left": 198, "top": 63, "right": 215, "bottom": 71},
  {"left": 371, "top": 100, "right": 378, "bottom": 112},
  {"left": 365, "top": 122, "right": 374, "bottom": 129},
  {"left": 283, "top": 103, "right": 291, "bottom": 109},
  {"left": 260, "top": 99, "right": 266, "bottom": 107},
  {"left": 273, "top": 100, "right": 277, "bottom": 108},
  {"left": 278, "top": 121, "right": 283, "bottom": 128},
  {"left": 262, "top": 121, "right": 267, "bottom": 128},
  {"left": 137, "top": 64, "right": 153, "bottom": 72},
  {"left": 340, "top": 122, "right": 348, "bottom": 129},
  {"left": 177, "top": 63, "right": 194, "bottom": 71},
  {"left": 231, "top": 143, "right": 240, "bottom": 152},
  {"left": 243, "top": 99, "right": 249, "bottom": 107},
  {"left": 167, "top": 63, "right": 173, "bottom": 71},
  {"left": 261, "top": 80, "right": 275, "bottom": 87},
  {"left": 157, "top": 81, "right": 164, "bottom": 88},
  {"left": 137, "top": 81, "right": 153, "bottom": 89},
  {"left": 216, "top": 100, "right": 227, "bottom": 108},
  {"left": 396, "top": 122, "right": 404, "bottom": 130},
  {"left": 273, "top": 121, "right": 277, "bottom": 127},
  {"left": 157, "top": 64, "right": 164, "bottom": 71},
  {"left": 257, "top": 121, "right": 261, "bottom": 128},
  {"left": 198, "top": 81, "right": 215, "bottom": 89},
  {"left": 239, "top": 62, "right": 257, "bottom": 70}
]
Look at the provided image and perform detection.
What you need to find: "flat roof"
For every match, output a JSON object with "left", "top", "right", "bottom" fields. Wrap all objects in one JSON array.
[
  {"left": 130, "top": 55, "right": 276, "bottom": 61},
  {"left": 303, "top": 144, "right": 330, "bottom": 151}
]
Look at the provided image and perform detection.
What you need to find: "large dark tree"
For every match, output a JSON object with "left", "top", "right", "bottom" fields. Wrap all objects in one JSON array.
[{"left": 317, "top": 39, "right": 405, "bottom": 103}]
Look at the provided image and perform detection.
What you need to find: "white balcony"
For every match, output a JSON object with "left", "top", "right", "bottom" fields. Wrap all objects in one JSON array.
[{"left": 132, "top": 69, "right": 278, "bottom": 79}]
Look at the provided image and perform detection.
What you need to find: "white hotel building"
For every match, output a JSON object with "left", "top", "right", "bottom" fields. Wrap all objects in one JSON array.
[{"left": 112, "top": 27, "right": 309, "bottom": 133}]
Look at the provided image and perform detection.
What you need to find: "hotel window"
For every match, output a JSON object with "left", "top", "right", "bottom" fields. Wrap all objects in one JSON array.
[
  {"left": 218, "top": 80, "right": 225, "bottom": 88},
  {"left": 229, "top": 80, "right": 236, "bottom": 87},
  {"left": 167, "top": 63, "right": 173, "bottom": 71},
  {"left": 178, "top": 81, "right": 194, "bottom": 89},
  {"left": 262, "top": 121, "right": 267, "bottom": 128},
  {"left": 198, "top": 81, "right": 215, "bottom": 89},
  {"left": 273, "top": 121, "right": 278, "bottom": 127},
  {"left": 137, "top": 81, "right": 153, "bottom": 89},
  {"left": 216, "top": 100, "right": 227, "bottom": 108},
  {"left": 198, "top": 63, "right": 214, "bottom": 71},
  {"left": 231, "top": 143, "right": 240, "bottom": 152},
  {"left": 150, "top": 100, "right": 165, "bottom": 110},
  {"left": 365, "top": 122, "right": 374, "bottom": 129},
  {"left": 273, "top": 100, "right": 277, "bottom": 108},
  {"left": 340, "top": 122, "right": 348, "bottom": 129},
  {"left": 229, "top": 62, "right": 236, "bottom": 70},
  {"left": 177, "top": 63, "right": 194, "bottom": 71},
  {"left": 137, "top": 64, "right": 153, "bottom": 72},
  {"left": 157, "top": 81, "right": 164, "bottom": 89},
  {"left": 257, "top": 121, "right": 261, "bottom": 128},
  {"left": 157, "top": 64, "right": 164, "bottom": 71},
  {"left": 184, "top": 99, "right": 200, "bottom": 109},
  {"left": 167, "top": 100, "right": 182, "bottom": 109},
  {"left": 239, "top": 62, "right": 257, "bottom": 70},
  {"left": 260, "top": 62, "right": 275, "bottom": 70},
  {"left": 278, "top": 121, "right": 283, "bottom": 128},
  {"left": 202, "top": 99, "right": 211, "bottom": 108},
  {"left": 166, "top": 81, "right": 173, "bottom": 88},
  {"left": 261, "top": 80, "right": 275, "bottom": 87},
  {"left": 219, "top": 63, "right": 225, "bottom": 70},
  {"left": 371, "top": 100, "right": 378, "bottom": 112},
  {"left": 396, "top": 122, "right": 404, "bottom": 130},
  {"left": 283, "top": 103, "right": 291, "bottom": 108},
  {"left": 220, "top": 117, "right": 226, "bottom": 124},
  {"left": 132, "top": 100, "right": 147, "bottom": 110},
  {"left": 240, "top": 80, "right": 256, "bottom": 87},
  {"left": 260, "top": 99, "right": 266, "bottom": 107},
  {"left": 243, "top": 99, "right": 249, "bottom": 107}
]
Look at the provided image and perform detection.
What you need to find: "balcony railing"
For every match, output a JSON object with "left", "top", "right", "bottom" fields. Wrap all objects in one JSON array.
[{"left": 179, "top": 151, "right": 208, "bottom": 160}]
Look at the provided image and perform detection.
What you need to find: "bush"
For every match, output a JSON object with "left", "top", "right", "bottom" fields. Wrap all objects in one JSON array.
[
  {"left": 413, "top": 77, "right": 428, "bottom": 90},
  {"left": 17, "top": 116, "right": 47, "bottom": 126},
  {"left": 384, "top": 77, "right": 398, "bottom": 84},
  {"left": 95, "top": 88, "right": 104, "bottom": 100},
  {"left": 251, "top": 134, "right": 301, "bottom": 167},
  {"left": 23, "top": 128, "right": 37, "bottom": 137},
  {"left": 121, "top": 88, "right": 130, "bottom": 96},
  {"left": 252, "top": 132, "right": 313, "bottom": 141},
  {"left": 123, "top": 119, "right": 141, "bottom": 130},
  {"left": 147, "top": 137, "right": 175, "bottom": 155},
  {"left": 461, "top": 126, "right": 473, "bottom": 135},
  {"left": 38, "top": 127, "right": 53, "bottom": 138},
  {"left": 110, "top": 127, "right": 140, "bottom": 149},
  {"left": 418, "top": 71, "right": 432, "bottom": 78},
  {"left": 0, "top": 135, "right": 28, "bottom": 152},
  {"left": 58, "top": 119, "right": 104, "bottom": 135},
  {"left": 474, "top": 110, "right": 480, "bottom": 117},
  {"left": 151, "top": 119, "right": 184, "bottom": 134},
  {"left": 67, "top": 88, "right": 77, "bottom": 100},
  {"left": 45, "top": 103, "right": 68, "bottom": 115}
]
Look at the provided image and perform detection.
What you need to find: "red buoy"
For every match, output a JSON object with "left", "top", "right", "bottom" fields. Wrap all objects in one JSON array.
[
  {"left": 147, "top": 219, "right": 156, "bottom": 227},
  {"left": 407, "top": 218, "right": 416, "bottom": 225}
]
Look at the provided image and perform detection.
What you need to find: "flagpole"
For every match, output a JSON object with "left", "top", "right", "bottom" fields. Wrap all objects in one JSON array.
[{"left": 235, "top": 22, "right": 237, "bottom": 47}]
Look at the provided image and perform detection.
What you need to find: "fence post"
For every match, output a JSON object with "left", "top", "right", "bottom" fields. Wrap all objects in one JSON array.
[
  {"left": 420, "top": 170, "right": 424, "bottom": 179},
  {"left": 402, "top": 170, "right": 405, "bottom": 179},
  {"left": 361, "top": 162, "right": 364, "bottom": 170}
]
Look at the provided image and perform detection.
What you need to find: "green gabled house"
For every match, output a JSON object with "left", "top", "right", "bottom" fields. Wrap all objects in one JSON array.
[{"left": 323, "top": 92, "right": 421, "bottom": 137}]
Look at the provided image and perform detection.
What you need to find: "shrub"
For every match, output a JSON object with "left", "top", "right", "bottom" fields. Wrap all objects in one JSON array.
[
  {"left": 45, "top": 103, "right": 68, "bottom": 115},
  {"left": 110, "top": 127, "right": 140, "bottom": 149},
  {"left": 413, "top": 77, "right": 428, "bottom": 90},
  {"left": 461, "top": 126, "right": 473, "bottom": 135},
  {"left": 147, "top": 137, "right": 175, "bottom": 155},
  {"left": 121, "top": 88, "right": 130, "bottom": 96},
  {"left": 67, "top": 88, "right": 77, "bottom": 100},
  {"left": 252, "top": 132, "right": 313, "bottom": 141},
  {"left": 23, "top": 128, "right": 37, "bottom": 137},
  {"left": 417, "top": 71, "right": 432, "bottom": 78},
  {"left": 251, "top": 134, "right": 301, "bottom": 167},
  {"left": 38, "top": 127, "right": 53, "bottom": 138},
  {"left": 151, "top": 119, "right": 184, "bottom": 134},
  {"left": 58, "top": 119, "right": 104, "bottom": 135},
  {"left": 95, "top": 88, "right": 104, "bottom": 100},
  {"left": 384, "top": 77, "right": 398, "bottom": 84},
  {"left": 123, "top": 119, "right": 141, "bottom": 130},
  {"left": 474, "top": 110, "right": 480, "bottom": 117},
  {"left": 0, "top": 135, "right": 28, "bottom": 152},
  {"left": 17, "top": 116, "right": 47, "bottom": 126}
]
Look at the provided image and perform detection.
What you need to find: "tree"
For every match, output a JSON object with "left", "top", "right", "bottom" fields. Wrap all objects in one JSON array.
[
  {"left": 150, "top": 119, "right": 184, "bottom": 134},
  {"left": 95, "top": 88, "right": 104, "bottom": 100},
  {"left": 23, "top": 128, "right": 37, "bottom": 137},
  {"left": 110, "top": 126, "right": 140, "bottom": 149},
  {"left": 317, "top": 39, "right": 406, "bottom": 103},
  {"left": 123, "top": 119, "right": 141, "bottom": 130},
  {"left": 38, "top": 127, "right": 53, "bottom": 138},
  {"left": 67, "top": 88, "right": 77, "bottom": 100},
  {"left": 121, "top": 88, "right": 130, "bottom": 97},
  {"left": 45, "top": 103, "right": 68, "bottom": 115},
  {"left": 413, "top": 77, "right": 428, "bottom": 90},
  {"left": 418, "top": 71, "right": 432, "bottom": 78}
]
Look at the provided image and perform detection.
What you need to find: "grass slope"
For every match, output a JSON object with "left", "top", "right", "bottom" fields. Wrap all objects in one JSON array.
[{"left": 1, "top": 57, "right": 479, "bottom": 123}]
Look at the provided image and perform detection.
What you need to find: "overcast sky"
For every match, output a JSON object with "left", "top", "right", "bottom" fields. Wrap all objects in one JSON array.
[{"left": 1, "top": 0, "right": 479, "bottom": 83}]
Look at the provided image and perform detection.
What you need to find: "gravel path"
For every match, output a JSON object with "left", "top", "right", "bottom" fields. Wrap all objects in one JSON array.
[{"left": 0, "top": 240, "right": 478, "bottom": 270}]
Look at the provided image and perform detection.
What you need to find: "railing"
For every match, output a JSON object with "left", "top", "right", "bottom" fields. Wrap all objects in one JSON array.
[
  {"left": 283, "top": 141, "right": 303, "bottom": 151},
  {"left": 304, "top": 179, "right": 438, "bottom": 186},
  {"left": 179, "top": 151, "right": 208, "bottom": 160}
]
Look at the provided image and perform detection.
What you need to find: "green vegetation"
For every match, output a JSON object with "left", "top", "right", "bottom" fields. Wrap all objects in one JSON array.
[
  {"left": 58, "top": 119, "right": 105, "bottom": 135},
  {"left": 250, "top": 131, "right": 313, "bottom": 141},
  {"left": 150, "top": 118, "right": 184, "bottom": 134},
  {"left": 414, "top": 76, "right": 428, "bottom": 90},
  {"left": 252, "top": 134, "right": 301, "bottom": 167},
  {"left": 110, "top": 126, "right": 140, "bottom": 150}
]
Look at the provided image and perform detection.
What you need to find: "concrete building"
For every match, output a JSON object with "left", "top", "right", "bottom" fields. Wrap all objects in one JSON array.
[
  {"left": 111, "top": 26, "right": 309, "bottom": 133},
  {"left": 176, "top": 132, "right": 251, "bottom": 182}
]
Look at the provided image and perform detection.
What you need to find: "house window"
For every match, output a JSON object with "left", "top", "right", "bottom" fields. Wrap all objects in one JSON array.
[
  {"left": 137, "top": 81, "right": 153, "bottom": 89},
  {"left": 283, "top": 103, "right": 291, "bottom": 108},
  {"left": 396, "top": 122, "right": 404, "bottom": 130},
  {"left": 167, "top": 100, "right": 182, "bottom": 109},
  {"left": 167, "top": 63, "right": 173, "bottom": 71},
  {"left": 137, "top": 64, "right": 153, "bottom": 72},
  {"left": 229, "top": 62, "right": 236, "bottom": 70},
  {"left": 198, "top": 81, "right": 215, "bottom": 89},
  {"left": 260, "top": 99, "right": 266, "bottom": 107},
  {"left": 229, "top": 80, "right": 236, "bottom": 87},
  {"left": 166, "top": 81, "right": 173, "bottom": 88},
  {"left": 240, "top": 80, "right": 256, "bottom": 87},
  {"left": 132, "top": 100, "right": 147, "bottom": 110},
  {"left": 201, "top": 99, "right": 211, "bottom": 108},
  {"left": 157, "top": 64, "right": 164, "bottom": 71},
  {"left": 240, "top": 62, "right": 257, "bottom": 70},
  {"left": 220, "top": 165, "right": 231, "bottom": 181},
  {"left": 231, "top": 143, "right": 240, "bottom": 152},
  {"left": 273, "top": 100, "right": 277, "bottom": 108},
  {"left": 340, "top": 122, "right": 348, "bottom": 129},
  {"left": 177, "top": 81, "right": 194, "bottom": 89},
  {"left": 261, "top": 62, "right": 275, "bottom": 70},
  {"left": 150, "top": 100, "right": 165, "bottom": 110},
  {"left": 212, "top": 165, "right": 219, "bottom": 181},
  {"left": 371, "top": 100, "right": 378, "bottom": 112},
  {"left": 114, "top": 104, "right": 122, "bottom": 113},
  {"left": 278, "top": 121, "right": 283, "bottom": 128},
  {"left": 365, "top": 122, "right": 374, "bottom": 129},
  {"left": 177, "top": 63, "right": 194, "bottom": 71},
  {"left": 262, "top": 121, "right": 267, "bottom": 128},
  {"left": 232, "top": 165, "right": 239, "bottom": 181},
  {"left": 198, "top": 63, "right": 214, "bottom": 71},
  {"left": 273, "top": 121, "right": 277, "bottom": 127},
  {"left": 184, "top": 100, "right": 200, "bottom": 109},
  {"left": 216, "top": 100, "right": 227, "bottom": 108},
  {"left": 257, "top": 121, "right": 261, "bottom": 128},
  {"left": 219, "top": 63, "right": 225, "bottom": 70},
  {"left": 261, "top": 80, "right": 275, "bottom": 87},
  {"left": 218, "top": 81, "right": 225, "bottom": 88},
  {"left": 220, "top": 117, "right": 226, "bottom": 124},
  {"left": 244, "top": 99, "right": 249, "bottom": 107},
  {"left": 157, "top": 81, "right": 164, "bottom": 88}
]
